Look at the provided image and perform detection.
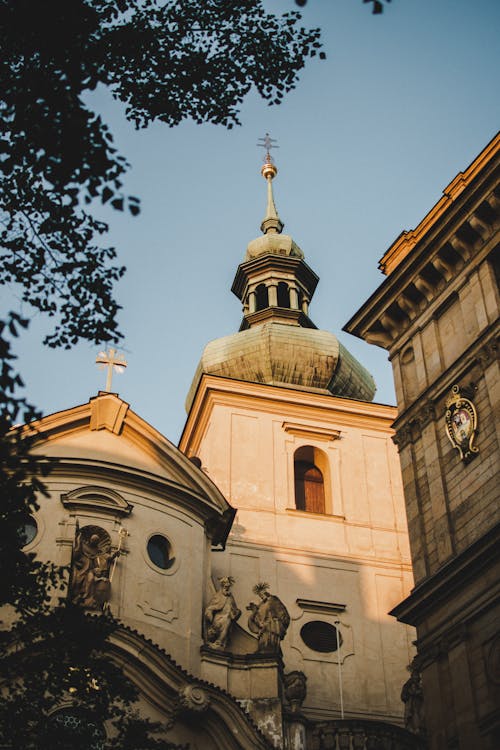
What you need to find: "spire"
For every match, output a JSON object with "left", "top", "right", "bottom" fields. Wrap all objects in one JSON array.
[{"left": 257, "top": 133, "right": 284, "bottom": 235}]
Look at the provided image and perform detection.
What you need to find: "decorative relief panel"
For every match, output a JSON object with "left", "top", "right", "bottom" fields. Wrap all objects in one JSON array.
[{"left": 445, "top": 384, "right": 479, "bottom": 463}]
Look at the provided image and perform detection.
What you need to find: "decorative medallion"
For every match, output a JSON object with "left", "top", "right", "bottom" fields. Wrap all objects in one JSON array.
[
  {"left": 178, "top": 684, "right": 211, "bottom": 713},
  {"left": 445, "top": 385, "right": 479, "bottom": 463}
]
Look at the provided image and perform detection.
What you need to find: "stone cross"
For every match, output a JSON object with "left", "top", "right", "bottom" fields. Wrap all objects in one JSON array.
[{"left": 95, "top": 347, "right": 127, "bottom": 392}]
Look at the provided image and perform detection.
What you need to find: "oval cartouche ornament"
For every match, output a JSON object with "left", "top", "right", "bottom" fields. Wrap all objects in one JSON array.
[{"left": 445, "top": 384, "right": 479, "bottom": 463}]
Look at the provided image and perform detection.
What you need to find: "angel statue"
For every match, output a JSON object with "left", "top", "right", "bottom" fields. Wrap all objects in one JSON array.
[
  {"left": 204, "top": 576, "right": 241, "bottom": 650},
  {"left": 70, "top": 522, "right": 122, "bottom": 610},
  {"left": 247, "top": 582, "right": 290, "bottom": 653}
]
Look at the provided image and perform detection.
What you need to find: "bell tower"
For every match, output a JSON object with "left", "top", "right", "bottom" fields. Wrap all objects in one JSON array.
[{"left": 232, "top": 137, "right": 319, "bottom": 331}]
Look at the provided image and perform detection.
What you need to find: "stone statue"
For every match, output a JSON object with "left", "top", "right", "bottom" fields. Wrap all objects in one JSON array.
[
  {"left": 204, "top": 576, "right": 241, "bottom": 650},
  {"left": 247, "top": 582, "right": 290, "bottom": 653},
  {"left": 401, "top": 663, "right": 425, "bottom": 735},
  {"left": 71, "top": 523, "right": 121, "bottom": 610},
  {"left": 284, "top": 671, "right": 307, "bottom": 712}
]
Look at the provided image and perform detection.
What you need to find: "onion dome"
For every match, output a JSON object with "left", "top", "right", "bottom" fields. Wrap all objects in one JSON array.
[{"left": 186, "top": 138, "right": 376, "bottom": 411}]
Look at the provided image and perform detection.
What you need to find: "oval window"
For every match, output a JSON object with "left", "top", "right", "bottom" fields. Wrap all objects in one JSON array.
[
  {"left": 21, "top": 516, "right": 38, "bottom": 547},
  {"left": 147, "top": 534, "right": 174, "bottom": 570},
  {"left": 300, "top": 620, "right": 342, "bottom": 653}
]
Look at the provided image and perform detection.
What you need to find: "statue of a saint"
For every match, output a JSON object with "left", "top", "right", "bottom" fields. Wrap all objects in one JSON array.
[
  {"left": 204, "top": 576, "right": 241, "bottom": 650},
  {"left": 401, "top": 663, "right": 425, "bottom": 735},
  {"left": 247, "top": 582, "right": 290, "bottom": 653},
  {"left": 71, "top": 523, "right": 121, "bottom": 610}
]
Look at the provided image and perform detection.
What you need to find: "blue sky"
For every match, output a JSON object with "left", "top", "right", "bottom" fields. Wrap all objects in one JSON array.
[{"left": 10, "top": 0, "right": 500, "bottom": 442}]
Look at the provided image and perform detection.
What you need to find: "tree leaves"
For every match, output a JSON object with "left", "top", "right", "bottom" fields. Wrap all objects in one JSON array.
[
  {"left": 0, "top": 0, "right": 323, "bottom": 351},
  {"left": 0, "top": 605, "right": 178, "bottom": 749},
  {"left": 0, "top": 2, "right": 323, "bottom": 743}
]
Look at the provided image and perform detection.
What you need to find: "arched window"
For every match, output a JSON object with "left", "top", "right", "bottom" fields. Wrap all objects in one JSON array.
[
  {"left": 277, "top": 282, "right": 290, "bottom": 308},
  {"left": 294, "top": 446, "right": 327, "bottom": 514},
  {"left": 256, "top": 283, "right": 269, "bottom": 311}
]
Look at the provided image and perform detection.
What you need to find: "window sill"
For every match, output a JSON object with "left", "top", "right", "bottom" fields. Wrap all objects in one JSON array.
[{"left": 286, "top": 508, "right": 345, "bottom": 521}]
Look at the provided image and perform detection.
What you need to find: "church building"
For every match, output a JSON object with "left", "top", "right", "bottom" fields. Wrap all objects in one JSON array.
[{"left": 16, "top": 149, "right": 424, "bottom": 749}]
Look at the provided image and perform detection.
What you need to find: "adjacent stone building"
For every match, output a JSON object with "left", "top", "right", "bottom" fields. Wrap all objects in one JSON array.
[{"left": 345, "top": 132, "right": 500, "bottom": 749}]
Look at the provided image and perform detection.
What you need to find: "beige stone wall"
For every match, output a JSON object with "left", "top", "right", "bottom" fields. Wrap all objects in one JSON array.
[
  {"left": 24, "top": 397, "right": 233, "bottom": 679},
  {"left": 181, "top": 377, "right": 415, "bottom": 722},
  {"left": 25, "top": 473, "right": 209, "bottom": 676}
]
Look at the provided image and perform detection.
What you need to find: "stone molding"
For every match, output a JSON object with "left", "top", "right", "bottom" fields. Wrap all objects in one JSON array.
[
  {"left": 295, "top": 598, "right": 346, "bottom": 615},
  {"left": 390, "top": 522, "right": 500, "bottom": 629},
  {"left": 61, "top": 485, "right": 133, "bottom": 517},
  {"left": 344, "top": 139, "right": 500, "bottom": 351},
  {"left": 282, "top": 422, "right": 341, "bottom": 442}
]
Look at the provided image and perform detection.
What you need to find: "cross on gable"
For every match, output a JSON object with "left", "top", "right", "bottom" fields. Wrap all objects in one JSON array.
[{"left": 95, "top": 347, "right": 127, "bottom": 392}]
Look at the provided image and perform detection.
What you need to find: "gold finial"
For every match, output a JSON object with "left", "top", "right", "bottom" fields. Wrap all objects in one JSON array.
[
  {"left": 257, "top": 133, "right": 283, "bottom": 234},
  {"left": 258, "top": 133, "right": 279, "bottom": 180},
  {"left": 96, "top": 347, "right": 127, "bottom": 392}
]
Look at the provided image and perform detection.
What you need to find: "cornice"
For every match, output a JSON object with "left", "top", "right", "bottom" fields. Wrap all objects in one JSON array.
[
  {"left": 180, "top": 374, "right": 398, "bottom": 454},
  {"left": 26, "top": 392, "right": 234, "bottom": 534},
  {"left": 225, "top": 535, "right": 413, "bottom": 572},
  {"left": 282, "top": 422, "right": 341, "bottom": 441},
  {"left": 380, "top": 132, "right": 500, "bottom": 275},
  {"left": 412, "top": 577, "right": 500, "bottom": 671},
  {"left": 390, "top": 521, "right": 500, "bottom": 629},
  {"left": 239, "top": 307, "right": 316, "bottom": 331},
  {"left": 231, "top": 254, "right": 319, "bottom": 300},
  {"left": 42, "top": 457, "right": 234, "bottom": 547},
  {"left": 344, "top": 141, "right": 500, "bottom": 350}
]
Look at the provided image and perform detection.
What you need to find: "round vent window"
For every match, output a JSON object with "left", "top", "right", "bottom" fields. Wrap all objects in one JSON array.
[
  {"left": 147, "top": 534, "right": 174, "bottom": 570},
  {"left": 300, "top": 620, "right": 342, "bottom": 653},
  {"left": 21, "top": 516, "right": 38, "bottom": 547}
]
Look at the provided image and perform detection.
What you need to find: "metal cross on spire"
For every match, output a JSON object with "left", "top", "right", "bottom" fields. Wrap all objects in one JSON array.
[
  {"left": 256, "top": 133, "right": 283, "bottom": 234},
  {"left": 257, "top": 133, "right": 279, "bottom": 164},
  {"left": 95, "top": 347, "right": 127, "bottom": 392}
]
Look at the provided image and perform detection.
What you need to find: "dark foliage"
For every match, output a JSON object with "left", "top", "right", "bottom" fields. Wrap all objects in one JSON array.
[
  {"left": 0, "top": 2, "right": 322, "bottom": 746},
  {"left": 0, "top": 0, "right": 321, "bottom": 351},
  {"left": 296, "top": 0, "right": 391, "bottom": 13},
  {"left": 0, "top": 605, "right": 182, "bottom": 749},
  {"left": 0, "top": 312, "right": 62, "bottom": 614}
]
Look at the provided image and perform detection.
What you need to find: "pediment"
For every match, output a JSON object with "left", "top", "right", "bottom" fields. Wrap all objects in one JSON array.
[
  {"left": 61, "top": 485, "right": 133, "bottom": 517},
  {"left": 29, "top": 392, "right": 234, "bottom": 545}
]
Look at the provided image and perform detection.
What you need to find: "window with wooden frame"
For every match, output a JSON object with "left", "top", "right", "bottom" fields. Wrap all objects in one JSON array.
[{"left": 294, "top": 446, "right": 327, "bottom": 514}]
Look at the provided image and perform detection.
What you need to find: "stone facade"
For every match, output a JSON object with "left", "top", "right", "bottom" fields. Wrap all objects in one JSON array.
[
  {"left": 345, "top": 132, "right": 500, "bottom": 749},
  {"left": 180, "top": 376, "right": 415, "bottom": 729}
]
